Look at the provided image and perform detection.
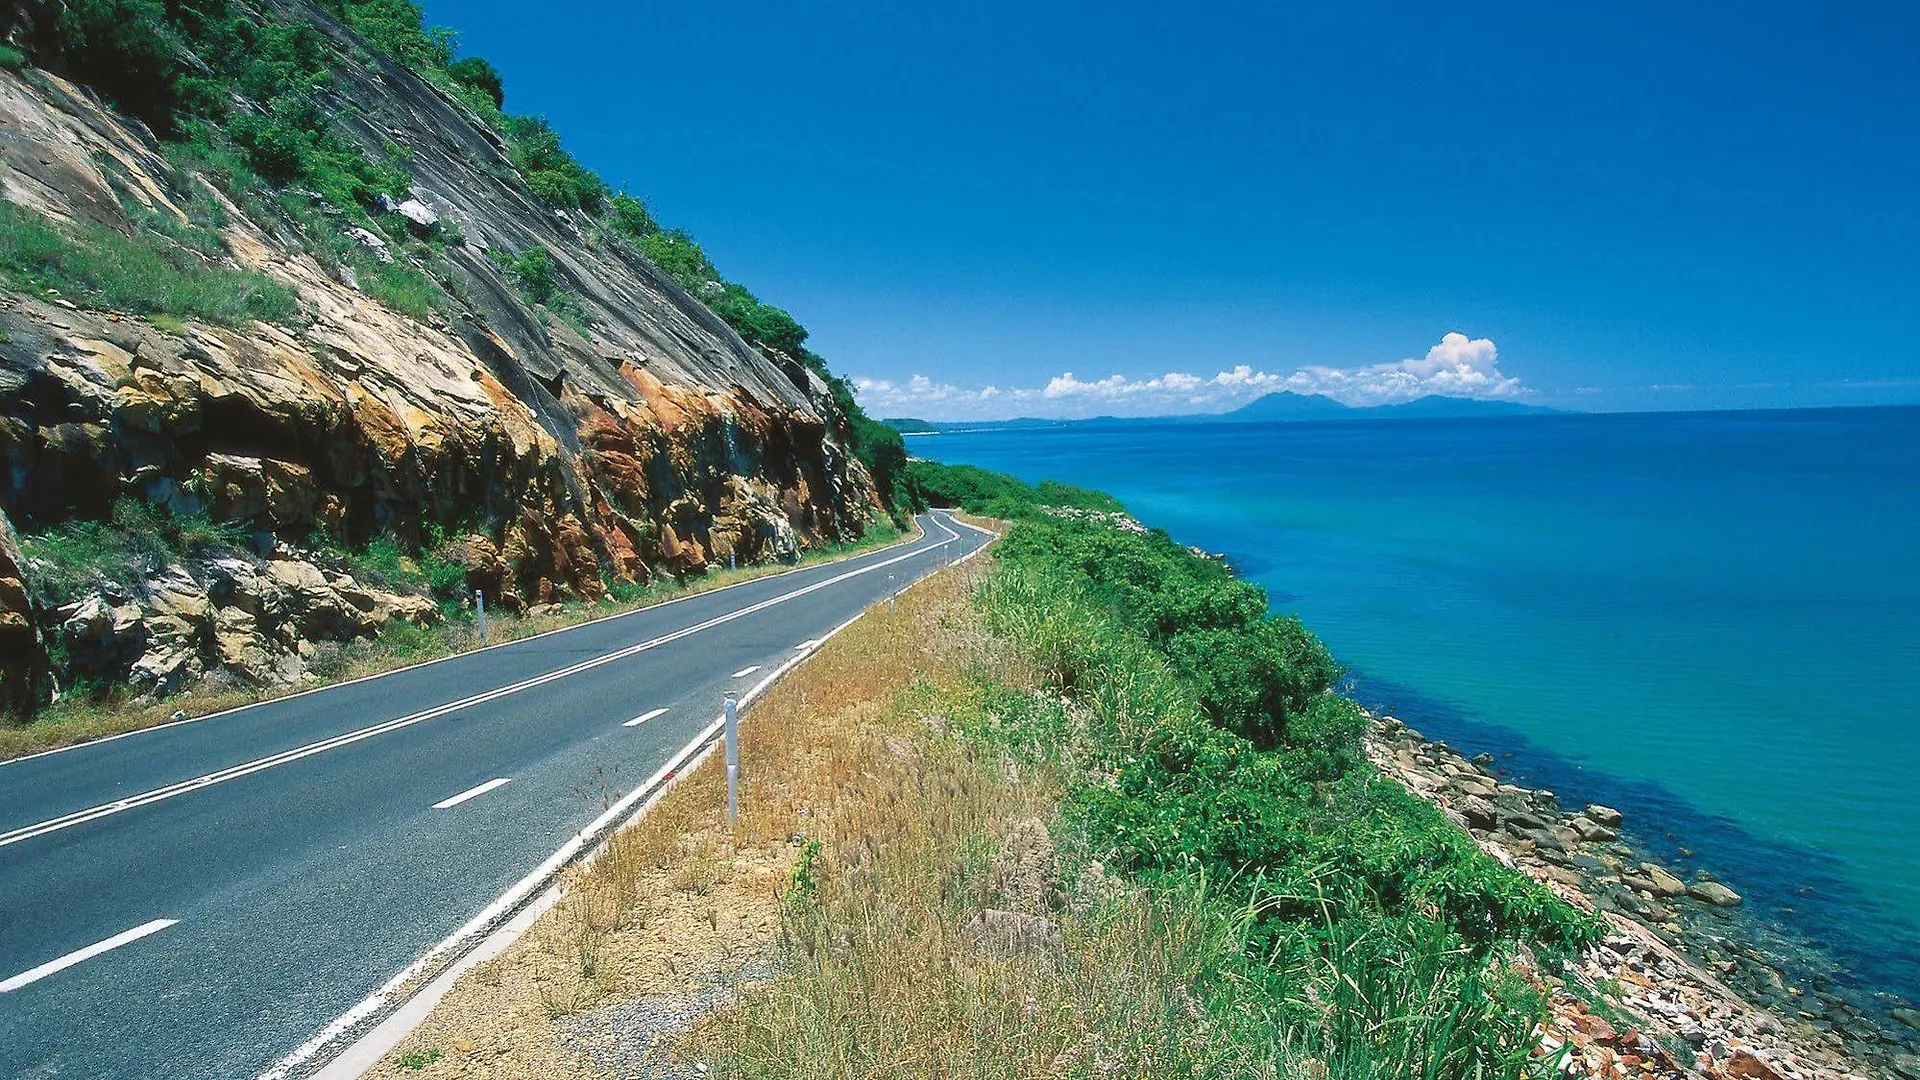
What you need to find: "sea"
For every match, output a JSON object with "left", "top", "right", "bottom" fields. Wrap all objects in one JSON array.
[{"left": 912, "top": 405, "right": 1920, "bottom": 1002}]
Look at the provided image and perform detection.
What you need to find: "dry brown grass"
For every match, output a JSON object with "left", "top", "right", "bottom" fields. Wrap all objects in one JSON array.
[
  {"left": 360, "top": 550, "right": 1249, "bottom": 1079},
  {"left": 357, "top": 553, "right": 996, "bottom": 1078},
  {"left": 0, "top": 523, "right": 918, "bottom": 761}
]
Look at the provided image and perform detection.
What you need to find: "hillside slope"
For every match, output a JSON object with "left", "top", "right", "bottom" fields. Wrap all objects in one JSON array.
[{"left": 0, "top": 0, "right": 890, "bottom": 714}]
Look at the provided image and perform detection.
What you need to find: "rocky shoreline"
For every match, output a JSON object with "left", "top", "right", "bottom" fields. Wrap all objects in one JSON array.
[{"left": 1369, "top": 715, "right": 1920, "bottom": 1080}]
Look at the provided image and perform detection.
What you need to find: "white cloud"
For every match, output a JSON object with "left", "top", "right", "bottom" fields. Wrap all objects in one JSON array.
[{"left": 852, "top": 332, "right": 1529, "bottom": 420}]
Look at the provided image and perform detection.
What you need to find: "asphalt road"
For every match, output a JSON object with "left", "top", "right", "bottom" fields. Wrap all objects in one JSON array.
[{"left": 0, "top": 511, "right": 991, "bottom": 1080}]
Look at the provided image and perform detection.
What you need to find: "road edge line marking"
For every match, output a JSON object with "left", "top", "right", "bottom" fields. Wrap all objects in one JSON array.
[
  {"left": 1, "top": 516, "right": 933, "bottom": 770},
  {"left": 430, "top": 778, "right": 512, "bottom": 810},
  {"left": 729, "top": 666, "right": 761, "bottom": 678},
  {"left": 0, "top": 919, "right": 178, "bottom": 993}
]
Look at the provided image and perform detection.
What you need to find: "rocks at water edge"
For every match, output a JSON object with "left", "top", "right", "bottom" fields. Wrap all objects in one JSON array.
[
  {"left": 1365, "top": 714, "right": 1920, "bottom": 1080},
  {"left": 1689, "top": 879, "right": 1745, "bottom": 908}
]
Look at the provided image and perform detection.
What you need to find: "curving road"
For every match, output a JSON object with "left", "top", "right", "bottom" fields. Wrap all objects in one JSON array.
[{"left": 0, "top": 511, "right": 992, "bottom": 1080}]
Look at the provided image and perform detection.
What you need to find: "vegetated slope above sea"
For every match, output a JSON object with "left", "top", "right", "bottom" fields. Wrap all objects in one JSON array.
[{"left": 913, "top": 405, "right": 1920, "bottom": 1001}]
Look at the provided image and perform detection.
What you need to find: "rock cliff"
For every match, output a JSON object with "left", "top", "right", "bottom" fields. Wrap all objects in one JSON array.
[{"left": 0, "top": 1, "right": 884, "bottom": 712}]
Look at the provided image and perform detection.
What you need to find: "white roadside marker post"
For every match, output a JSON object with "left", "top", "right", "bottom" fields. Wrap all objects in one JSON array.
[
  {"left": 475, "top": 588, "right": 487, "bottom": 644},
  {"left": 724, "top": 692, "right": 740, "bottom": 825},
  {"left": 888, "top": 573, "right": 896, "bottom": 615}
]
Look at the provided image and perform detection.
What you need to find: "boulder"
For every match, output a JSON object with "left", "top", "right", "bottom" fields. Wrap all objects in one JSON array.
[
  {"left": 345, "top": 226, "right": 393, "bottom": 264},
  {"left": 60, "top": 594, "right": 150, "bottom": 679},
  {"left": 201, "top": 454, "right": 320, "bottom": 533},
  {"left": 1570, "top": 816, "right": 1621, "bottom": 843},
  {"left": 1688, "top": 880, "right": 1743, "bottom": 907},
  {"left": 1584, "top": 803, "right": 1624, "bottom": 827},
  {"left": 211, "top": 606, "right": 300, "bottom": 685},
  {"left": 1640, "top": 864, "right": 1688, "bottom": 898},
  {"left": 394, "top": 198, "right": 440, "bottom": 232},
  {"left": 1458, "top": 796, "right": 1500, "bottom": 830},
  {"left": 1454, "top": 773, "right": 1499, "bottom": 799},
  {"left": 1725, "top": 1049, "right": 1786, "bottom": 1080},
  {"left": 265, "top": 559, "right": 365, "bottom": 639}
]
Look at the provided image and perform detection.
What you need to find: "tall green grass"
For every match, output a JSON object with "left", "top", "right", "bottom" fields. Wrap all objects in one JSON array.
[
  {"left": 0, "top": 200, "right": 298, "bottom": 326},
  {"left": 19, "top": 498, "right": 246, "bottom": 605}
]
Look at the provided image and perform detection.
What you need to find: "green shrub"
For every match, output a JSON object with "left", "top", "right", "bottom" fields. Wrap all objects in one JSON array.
[
  {"left": 507, "top": 245, "right": 557, "bottom": 304},
  {"left": 55, "top": 0, "right": 187, "bottom": 132},
  {"left": 1168, "top": 619, "right": 1339, "bottom": 748},
  {"left": 0, "top": 43, "right": 27, "bottom": 71},
  {"left": 421, "top": 555, "right": 467, "bottom": 600},
  {"left": 345, "top": 536, "right": 408, "bottom": 586},
  {"left": 444, "top": 56, "right": 502, "bottom": 108},
  {"left": 0, "top": 200, "right": 299, "bottom": 326},
  {"left": 503, "top": 115, "right": 607, "bottom": 213},
  {"left": 322, "top": 0, "right": 453, "bottom": 70},
  {"left": 607, "top": 192, "right": 657, "bottom": 239}
]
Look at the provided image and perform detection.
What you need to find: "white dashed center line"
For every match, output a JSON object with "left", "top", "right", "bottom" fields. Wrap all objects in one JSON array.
[
  {"left": 1, "top": 919, "right": 178, "bottom": 993},
  {"left": 431, "top": 778, "right": 512, "bottom": 810},
  {"left": 730, "top": 666, "right": 761, "bottom": 678},
  {"left": 624, "top": 708, "right": 670, "bottom": 728},
  {"left": 794, "top": 639, "right": 822, "bottom": 651}
]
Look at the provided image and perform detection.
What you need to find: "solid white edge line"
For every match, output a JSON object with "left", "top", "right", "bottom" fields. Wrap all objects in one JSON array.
[
  {"left": 289, "top": 518, "right": 990, "bottom": 1080},
  {"left": 430, "top": 778, "right": 512, "bottom": 810},
  {"left": 1, "top": 518, "right": 965, "bottom": 850},
  {"left": 0, "top": 516, "right": 934, "bottom": 770},
  {"left": 0, "top": 918, "right": 178, "bottom": 993},
  {"left": 729, "top": 666, "right": 761, "bottom": 678},
  {"left": 622, "top": 708, "right": 670, "bottom": 728}
]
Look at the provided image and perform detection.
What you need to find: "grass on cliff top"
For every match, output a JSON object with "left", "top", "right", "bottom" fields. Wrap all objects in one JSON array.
[
  {"left": 0, "top": 200, "right": 299, "bottom": 326},
  {"left": 0, "top": 517, "right": 910, "bottom": 761}
]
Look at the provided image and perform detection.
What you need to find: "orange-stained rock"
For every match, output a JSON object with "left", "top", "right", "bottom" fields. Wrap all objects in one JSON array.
[
  {"left": 0, "top": 57, "right": 880, "bottom": 706},
  {"left": 0, "top": 509, "right": 48, "bottom": 715}
]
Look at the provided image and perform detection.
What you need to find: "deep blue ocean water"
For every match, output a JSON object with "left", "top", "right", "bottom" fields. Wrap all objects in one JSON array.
[{"left": 915, "top": 405, "right": 1920, "bottom": 999}]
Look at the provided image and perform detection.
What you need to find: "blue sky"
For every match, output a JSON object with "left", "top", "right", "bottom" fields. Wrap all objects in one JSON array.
[{"left": 424, "top": 0, "right": 1920, "bottom": 418}]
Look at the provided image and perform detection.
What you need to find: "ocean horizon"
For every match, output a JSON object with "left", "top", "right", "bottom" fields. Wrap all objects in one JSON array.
[{"left": 915, "top": 403, "right": 1920, "bottom": 1003}]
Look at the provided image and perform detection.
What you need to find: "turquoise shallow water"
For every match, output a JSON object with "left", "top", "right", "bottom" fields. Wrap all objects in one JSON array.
[{"left": 916, "top": 406, "right": 1920, "bottom": 998}]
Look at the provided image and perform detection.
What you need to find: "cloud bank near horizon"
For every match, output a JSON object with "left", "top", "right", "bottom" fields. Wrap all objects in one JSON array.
[{"left": 852, "top": 333, "right": 1527, "bottom": 420}]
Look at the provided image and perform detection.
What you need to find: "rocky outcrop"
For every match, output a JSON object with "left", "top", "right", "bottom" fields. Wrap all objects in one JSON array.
[
  {"left": 54, "top": 550, "right": 434, "bottom": 698},
  {"left": 0, "top": 4, "right": 885, "bottom": 709}
]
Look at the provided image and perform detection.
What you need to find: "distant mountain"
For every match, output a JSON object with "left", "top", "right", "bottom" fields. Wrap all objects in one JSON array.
[
  {"left": 883, "top": 416, "right": 1072, "bottom": 434},
  {"left": 886, "top": 394, "right": 1557, "bottom": 434},
  {"left": 1225, "top": 392, "right": 1557, "bottom": 421},
  {"left": 1220, "top": 391, "right": 1353, "bottom": 421},
  {"left": 1355, "top": 394, "right": 1558, "bottom": 418}
]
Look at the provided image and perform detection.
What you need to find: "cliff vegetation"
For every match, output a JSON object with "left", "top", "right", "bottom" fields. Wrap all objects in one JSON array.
[{"left": 0, "top": 0, "right": 917, "bottom": 728}]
